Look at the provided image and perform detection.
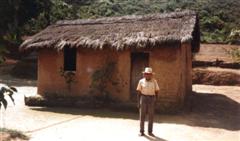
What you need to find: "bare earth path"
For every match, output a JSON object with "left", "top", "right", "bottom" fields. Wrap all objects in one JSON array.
[{"left": 0, "top": 83, "right": 239, "bottom": 141}]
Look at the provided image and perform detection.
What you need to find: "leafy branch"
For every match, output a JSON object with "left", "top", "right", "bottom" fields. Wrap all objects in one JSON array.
[
  {"left": 59, "top": 67, "right": 77, "bottom": 91},
  {"left": 0, "top": 85, "right": 17, "bottom": 109}
]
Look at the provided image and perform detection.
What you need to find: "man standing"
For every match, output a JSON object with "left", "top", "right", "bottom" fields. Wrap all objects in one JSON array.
[{"left": 136, "top": 67, "right": 160, "bottom": 136}]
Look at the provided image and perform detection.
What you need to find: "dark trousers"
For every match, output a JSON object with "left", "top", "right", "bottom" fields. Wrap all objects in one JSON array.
[{"left": 139, "top": 95, "right": 155, "bottom": 133}]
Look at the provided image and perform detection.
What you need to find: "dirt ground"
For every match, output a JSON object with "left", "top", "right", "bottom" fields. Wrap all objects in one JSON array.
[
  {"left": 192, "top": 67, "right": 240, "bottom": 86},
  {"left": 194, "top": 44, "right": 239, "bottom": 63},
  {"left": 192, "top": 44, "right": 240, "bottom": 86},
  {"left": 0, "top": 45, "right": 239, "bottom": 141},
  {"left": 0, "top": 78, "right": 239, "bottom": 141}
]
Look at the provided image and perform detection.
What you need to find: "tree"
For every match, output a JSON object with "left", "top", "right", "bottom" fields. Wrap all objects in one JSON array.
[
  {"left": 0, "top": 0, "right": 52, "bottom": 63},
  {"left": 0, "top": 0, "right": 42, "bottom": 42}
]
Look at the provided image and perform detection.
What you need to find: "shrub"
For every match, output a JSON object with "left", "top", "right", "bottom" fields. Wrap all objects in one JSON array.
[
  {"left": 0, "top": 85, "right": 17, "bottom": 109},
  {"left": 227, "top": 48, "right": 240, "bottom": 63}
]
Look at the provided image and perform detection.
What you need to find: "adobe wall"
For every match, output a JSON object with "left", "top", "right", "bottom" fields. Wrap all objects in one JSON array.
[
  {"left": 149, "top": 45, "right": 183, "bottom": 104},
  {"left": 186, "top": 43, "right": 193, "bottom": 95},
  {"left": 38, "top": 48, "right": 131, "bottom": 101},
  {"left": 75, "top": 49, "right": 130, "bottom": 102},
  {"left": 38, "top": 45, "right": 191, "bottom": 107},
  {"left": 38, "top": 49, "right": 67, "bottom": 96},
  {"left": 178, "top": 43, "right": 192, "bottom": 106},
  {"left": 149, "top": 43, "right": 192, "bottom": 110}
]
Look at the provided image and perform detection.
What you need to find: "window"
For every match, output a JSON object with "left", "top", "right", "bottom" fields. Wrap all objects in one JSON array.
[{"left": 64, "top": 47, "right": 76, "bottom": 71}]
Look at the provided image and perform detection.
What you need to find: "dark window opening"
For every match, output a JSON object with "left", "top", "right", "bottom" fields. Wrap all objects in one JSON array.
[{"left": 64, "top": 47, "right": 76, "bottom": 71}]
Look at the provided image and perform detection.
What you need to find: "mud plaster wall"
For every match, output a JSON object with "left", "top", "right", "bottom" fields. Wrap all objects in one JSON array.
[
  {"left": 149, "top": 45, "right": 186, "bottom": 104},
  {"left": 38, "top": 49, "right": 67, "bottom": 96},
  {"left": 75, "top": 49, "right": 130, "bottom": 102},
  {"left": 180, "top": 43, "right": 187, "bottom": 104},
  {"left": 186, "top": 43, "right": 193, "bottom": 95},
  {"left": 178, "top": 43, "right": 192, "bottom": 104},
  {"left": 38, "top": 45, "right": 191, "bottom": 104},
  {"left": 38, "top": 48, "right": 130, "bottom": 101}
]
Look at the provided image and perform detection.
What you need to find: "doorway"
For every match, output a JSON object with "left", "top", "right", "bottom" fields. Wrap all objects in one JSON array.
[{"left": 130, "top": 52, "right": 149, "bottom": 101}]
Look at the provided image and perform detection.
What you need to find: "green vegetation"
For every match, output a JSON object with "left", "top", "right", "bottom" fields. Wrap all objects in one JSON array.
[
  {"left": 0, "top": 45, "right": 8, "bottom": 64},
  {"left": 0, "top": 0, "right": 239, "bottom": 63},
  {"left": 227, "top": 48, "right": 240, "bottom": 63},
  {"left": 90, "top": 61, "right": 117, "bottom": 104},
  {"left": 0, "top": 85, "right": 17, "bottom": 109},
  {"left": 0, "top": 87, "right": 25, "bottom": 140},
  {"left": 59, "top": 67, "right": 77, "bottom": 91}
]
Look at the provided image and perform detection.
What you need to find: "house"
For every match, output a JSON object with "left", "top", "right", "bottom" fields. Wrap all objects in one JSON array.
[{"left": 20, "top": 10, "right": 200, "bottom": 111}]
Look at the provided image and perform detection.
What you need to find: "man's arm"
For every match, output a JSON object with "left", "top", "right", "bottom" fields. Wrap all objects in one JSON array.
[
  {"left": 136, "top": 80, "right": 142, "bottom": 108},
  {"left": 137, "top": 91, "right": 141, "bottom": 108}
]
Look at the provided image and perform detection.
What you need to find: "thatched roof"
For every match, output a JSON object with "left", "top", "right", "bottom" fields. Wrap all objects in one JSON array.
[{"left": 20, "top": 10, "right": 200, "bottom": 52}]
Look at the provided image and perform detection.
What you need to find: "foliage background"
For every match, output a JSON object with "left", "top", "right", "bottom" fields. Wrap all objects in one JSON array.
[{"left": 0, "top": 0, "right": 239, "bottom": 59}]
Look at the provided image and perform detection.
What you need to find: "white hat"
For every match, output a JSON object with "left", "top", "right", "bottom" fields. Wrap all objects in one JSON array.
[{"left": 142, "top": 67, "right": 154, "bottom": 74}]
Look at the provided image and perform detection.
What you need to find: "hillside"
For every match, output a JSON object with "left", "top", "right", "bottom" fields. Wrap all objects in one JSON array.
[{"left": 40, "top": 0, "right": 240, "bottom": 44}]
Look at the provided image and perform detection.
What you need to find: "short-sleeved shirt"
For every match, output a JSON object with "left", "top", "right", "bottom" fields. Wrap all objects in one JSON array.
[{"left": 136, "top": 78, "right": 160, "bottom": 96}]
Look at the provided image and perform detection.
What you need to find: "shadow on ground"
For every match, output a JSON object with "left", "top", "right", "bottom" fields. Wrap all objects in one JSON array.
[
  {"left": 144, "top": 135, "right": 168, "bottom": 141},
  {"left": 30, "top": 91, "right": 240, "bottom": 131},
  {"left": 187, "top": 92, "right": 240, "bottom": 130}
]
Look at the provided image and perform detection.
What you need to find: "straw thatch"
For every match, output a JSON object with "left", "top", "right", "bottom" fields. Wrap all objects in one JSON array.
[{"left": 20, "top": 10, "right": 200, "bottom": 52}]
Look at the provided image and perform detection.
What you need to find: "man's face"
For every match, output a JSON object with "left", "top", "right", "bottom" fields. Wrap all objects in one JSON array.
[{"left": 143, "top": 73, "right": 152, "bottom": 80}]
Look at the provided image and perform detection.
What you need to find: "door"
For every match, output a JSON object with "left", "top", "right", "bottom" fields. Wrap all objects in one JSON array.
[{"left": 130, "top": 52, "right": 149, "bottom": 101}]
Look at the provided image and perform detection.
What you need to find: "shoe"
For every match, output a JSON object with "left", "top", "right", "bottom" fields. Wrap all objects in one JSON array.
[
  {"left": 139, "top": 132, "right": 145, "bottom": 136},
  {"left": 148, "top": 132, "right": 155, "bottom": 137}
]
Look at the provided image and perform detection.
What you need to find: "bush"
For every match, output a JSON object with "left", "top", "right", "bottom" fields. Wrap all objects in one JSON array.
[
  {"left": 0, "top": 85, "right": 17, "bottom": 109},
  {"left": 227, "top": 48, "right": 240, "bottom": 63}
]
